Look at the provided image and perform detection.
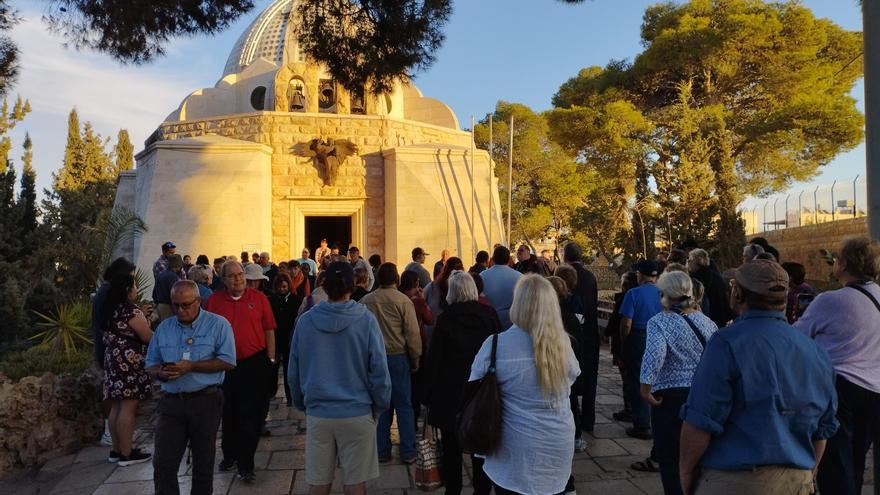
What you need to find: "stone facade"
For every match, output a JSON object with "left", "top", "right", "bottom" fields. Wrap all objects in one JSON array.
[
  {"left": 749, "top": 217, "right": 868, "bottom": 285},
  {"left": 147, "top": 112, "right": 482, "bottom": 263}
]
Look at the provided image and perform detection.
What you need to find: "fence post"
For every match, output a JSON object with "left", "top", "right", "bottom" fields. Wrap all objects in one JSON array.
[
  {"left": 814, "top": 186, "right": 820, "bottom": 225},
  {"left": 763, "top": 201, "right": 769, "bottom": 233},
  {"left": 831, "top": 180, "right": 837, "bottom": 222},
  {"left": 785, "top": 194, "right": 791, "bottom": 228},
  {"left": 773, "top": 198, "right": 779, "bottom": 230},
  {"left": 798, "top": 190, "right": 805, "bottom": 227}
]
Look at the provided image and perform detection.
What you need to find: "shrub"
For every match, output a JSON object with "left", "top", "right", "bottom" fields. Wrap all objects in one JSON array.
[
  {"left": 30, "top": 300, "right": 92, "bottom": 358},
  {"left": 0, "top": 344, "right": 92, "bottom": 381}
]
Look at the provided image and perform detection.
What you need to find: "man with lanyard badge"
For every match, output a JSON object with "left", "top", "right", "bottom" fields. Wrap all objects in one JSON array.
[{"left": 146, "top": 280, "right": 236, "bottom": 495}]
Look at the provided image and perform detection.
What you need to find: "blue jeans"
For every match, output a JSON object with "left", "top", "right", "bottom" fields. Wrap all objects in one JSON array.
[
  {"left": 377, "top": 354, "right": 417, "bottom": 458},
  {"left": 623, "top": 329, "right": 651, "bottom": 429}
]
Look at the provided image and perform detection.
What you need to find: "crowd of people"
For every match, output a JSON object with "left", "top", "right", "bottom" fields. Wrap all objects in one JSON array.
[{"left": 87, "top": 233, "right": 880, "bottom": 495}]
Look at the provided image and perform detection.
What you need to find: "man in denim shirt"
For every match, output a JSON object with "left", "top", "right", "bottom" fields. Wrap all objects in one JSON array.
[
  {"left": 679, "top": 260, "right": 838, "bottom": 494},
  {"left": 146, "top": 281, "right": 236, "bottom": 495}
]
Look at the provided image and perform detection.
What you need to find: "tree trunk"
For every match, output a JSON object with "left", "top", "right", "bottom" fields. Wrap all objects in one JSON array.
[{"left": 711, "top": 139, "right": 745, "bottom": 270}]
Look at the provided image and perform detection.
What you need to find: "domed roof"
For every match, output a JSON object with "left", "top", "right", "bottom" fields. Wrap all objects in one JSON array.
[{"left": 223, "top": 0, "right": 305, "bottom": 76}]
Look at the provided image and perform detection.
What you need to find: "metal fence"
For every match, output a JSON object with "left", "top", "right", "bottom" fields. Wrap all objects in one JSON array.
[{"left": 740, "top": 176, "right": 867, "bottom": 235}]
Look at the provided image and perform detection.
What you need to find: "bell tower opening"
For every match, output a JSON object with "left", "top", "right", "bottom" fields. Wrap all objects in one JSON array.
[{"left": 304, "top": 216, "right": 353, "bottom": 254}]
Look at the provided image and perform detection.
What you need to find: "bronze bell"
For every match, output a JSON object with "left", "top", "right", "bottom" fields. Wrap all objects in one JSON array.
[
  {"left": 320, "top": 81, "right": 334, "bottom": 99},
  {"left": 290, "top": 85, "right": 305, "bottom": 111}
]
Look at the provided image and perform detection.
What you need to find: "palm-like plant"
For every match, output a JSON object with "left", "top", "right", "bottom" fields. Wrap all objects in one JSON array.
[
  {"left": 30, "top": 301, "right": 93, "bottom": 358},
  {"left": 85, "top": 205, "right": 148, "bottom": 287}
]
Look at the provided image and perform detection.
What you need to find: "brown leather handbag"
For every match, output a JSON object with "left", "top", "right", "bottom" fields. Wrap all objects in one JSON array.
[{"left": 455, "top": 333, "right": 502, "bottom": 455}]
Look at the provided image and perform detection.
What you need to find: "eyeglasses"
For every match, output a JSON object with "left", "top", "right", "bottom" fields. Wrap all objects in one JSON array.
[
  {"left": 224, "top": 272, "right": 245, "bottom": 280},
  {"left": 172, "top": 299, "right": 199, "bottom": 311}
]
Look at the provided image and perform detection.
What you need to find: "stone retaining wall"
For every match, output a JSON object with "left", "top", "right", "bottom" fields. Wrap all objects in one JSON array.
[
  {"left": 0, "top": 370, "right": 103, "bottom": 475},
  {"left": 749, "top": 217, "right": 868, "bottom": 285}
]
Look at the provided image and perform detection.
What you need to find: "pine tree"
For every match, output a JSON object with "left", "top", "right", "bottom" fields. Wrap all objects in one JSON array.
[
  {"left": 113, "top": 129, "right": 134, "bottom": 174},
  {"left": 18, "top": 132, "right": 37, "bottom": 238}
]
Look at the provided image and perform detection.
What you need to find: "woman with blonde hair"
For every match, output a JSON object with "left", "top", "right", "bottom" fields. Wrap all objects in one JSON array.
[{"left": 468, "top": 275, "right": 580, "bottom": 495}]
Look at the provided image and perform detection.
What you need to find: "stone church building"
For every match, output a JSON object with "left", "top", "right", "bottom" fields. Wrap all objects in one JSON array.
[{"left": 114, "top": 0, "right": 505, "bottom": 278}]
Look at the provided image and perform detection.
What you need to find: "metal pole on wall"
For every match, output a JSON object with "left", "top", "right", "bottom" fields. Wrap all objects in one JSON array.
[
  {"left": 489, "top": 114, "right": 493, "bottom": 247},
  {"left": 831, "top": 180, "right": 838, "bottom": 222},
  {"left": 798, "top": 190, "right": 805, "bottom": 227},
  {"left": 773, "top": 198, "right": 779, "bottom": 230},
  {"left": 507, "top": 115, "right": 513, "bottom": 247},
  {"left": 864, "top": 0, "right": 880, "bottom": 239},
  {"left": 471, "top": 115, "right": 476, "bottom": 262},
  {"left": 814, "top": 186, "right": 820, "bottom": 225},
  {"left": 854, "top": 174, "right": 861, "bottom": 218},
  {"left": 763, "top": 201, "right": 768, "bottom": 233},
  {"left": 785, "top": 194, "right": 790, "bottom": 229}
]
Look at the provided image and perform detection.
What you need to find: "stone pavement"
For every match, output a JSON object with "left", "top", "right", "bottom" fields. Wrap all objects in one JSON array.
[{"left": 1, "top": 346, "right": 874, "bottom": 494}]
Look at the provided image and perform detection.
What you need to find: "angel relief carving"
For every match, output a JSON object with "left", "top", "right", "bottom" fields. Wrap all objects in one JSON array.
[{"left": 293, "top": 138, "right": 359, "bottom": 187}]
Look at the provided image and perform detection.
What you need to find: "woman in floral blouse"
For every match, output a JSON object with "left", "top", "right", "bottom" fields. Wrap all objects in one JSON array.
[{"left": 102, "top": 273, "right": 154, "bottom": 466}]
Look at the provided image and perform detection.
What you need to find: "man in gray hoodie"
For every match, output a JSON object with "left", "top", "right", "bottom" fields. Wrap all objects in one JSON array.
[{"left": 288, "top": 261, "right": 391, "bottom": 495}]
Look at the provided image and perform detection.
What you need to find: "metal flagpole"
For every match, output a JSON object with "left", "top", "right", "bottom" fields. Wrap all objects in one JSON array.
[
  {"left": 471, "top": 116, "right": 476, "bottom": 262},
  {"left": 507, "top": 115, "right": 514, "bottom": 247},
  {"left": 489, "top": 114, "right": 493, "bottom": 248}
]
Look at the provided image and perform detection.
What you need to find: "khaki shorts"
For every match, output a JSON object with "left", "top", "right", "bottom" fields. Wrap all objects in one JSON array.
[
  {"left": 697, "top": 466, "right": 813, "bottom": 494},
  {"left": 305, "top": 414, "right": 378, "bottom": 486}
]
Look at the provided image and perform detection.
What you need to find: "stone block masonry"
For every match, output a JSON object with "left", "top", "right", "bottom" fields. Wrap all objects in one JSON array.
[{"left": 158, "top": 112, "right": 475, "bottom": 261}]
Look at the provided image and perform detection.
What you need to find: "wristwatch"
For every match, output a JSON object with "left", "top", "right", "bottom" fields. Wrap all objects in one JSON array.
[{"left": 269, "top": 358, "right": 276, "bottom": 364}]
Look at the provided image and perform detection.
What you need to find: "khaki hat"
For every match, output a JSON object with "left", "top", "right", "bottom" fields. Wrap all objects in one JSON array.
[{"left": 734, "top": 259, "right": 789, "bottom": 300}]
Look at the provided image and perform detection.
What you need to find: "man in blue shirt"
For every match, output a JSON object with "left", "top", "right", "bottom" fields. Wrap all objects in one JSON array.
[
  {"left": 679, "top": 260, "right": 837, "bottom": 494},
  {"left": 146, "top": 280, "right": 236, "bottom": 495},
  {"left": 480, "top": 246, "right": 523, "bottom": 329},
  {"left": 619, "top": 260, "right": 663, "bottom": 439}
]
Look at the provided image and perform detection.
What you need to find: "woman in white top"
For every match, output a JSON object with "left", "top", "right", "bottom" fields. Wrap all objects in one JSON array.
[{"left": 469, "top": 275, "right": 581, "bottom": 495}]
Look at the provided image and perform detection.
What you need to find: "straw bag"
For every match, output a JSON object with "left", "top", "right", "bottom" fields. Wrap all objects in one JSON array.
[{"left": 413, "top": 420, "right": 443, "bottom": 491}]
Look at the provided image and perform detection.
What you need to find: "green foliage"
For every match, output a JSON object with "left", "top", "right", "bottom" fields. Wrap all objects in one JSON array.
[
  {"left": 551, "top": 0, "right": 864, "bottom": 268},
  {"left": 474, "top": 101, "right": 587, "bottom": 249},
  {"left": 134, "top": 267, "right": 151, "bottom": 303},
  {"left": 113, "top": 129, "right": 134, "bottom": 174},
  {"left": 85, "top": 205, "right": 148, "bottom": 286},
  {"left": 17, "top": 132, "right": 37, "bottom": 247},
  {"left": 0, "top": 344, "right": 92, "bottom": 381},
  {"left": 297, "top": 0, "right": 452, "bottom": 94},
  {"left": 0, "top": 261, "right": 28, "bottom": 346},
  {"left": 29, "top": 301, "right": 92, "bottom": 358}
]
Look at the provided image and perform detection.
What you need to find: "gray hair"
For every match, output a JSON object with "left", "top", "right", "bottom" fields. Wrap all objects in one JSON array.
[
  {"left": 220, "top": 260, "right": 243, "bottom": 279},
  {"left": 743, "top": 244, "right": 765, "bottom": 260},
  {"left": 657, "top": 271, "right": 695, "bottom": 309},
  {"left": 187, "top": 264, "right": 210, "bottom": 284},
  {"left": 689, "top": 248, "right": 710, "bottom": 268},
  {"left": 171, "top": 280, "right": 200, "bottom": 299},
  {"left": 446, "top": 270, "right": 479, "bottom": 305}
]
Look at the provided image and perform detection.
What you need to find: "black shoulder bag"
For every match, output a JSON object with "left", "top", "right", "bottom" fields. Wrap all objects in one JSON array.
[
  {"left": 848, "top": 283, "right": 880, "bottom": 313},
  {"left": 456, "top": 334, "right": 502, "bottom": 455},
  {"left": 678, "top": 313, "right": 707, "bottom": 349}
]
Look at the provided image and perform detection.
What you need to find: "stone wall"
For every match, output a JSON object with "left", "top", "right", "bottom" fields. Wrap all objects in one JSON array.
[
  {"left": 749, "top": 217, "right": 868, "bottom": 285},
  {"left": 0, "top": 370, "right": 102, "bottom": 475},
  {"left": 156, "top": 112, "right": 474, "bottom": 261}
]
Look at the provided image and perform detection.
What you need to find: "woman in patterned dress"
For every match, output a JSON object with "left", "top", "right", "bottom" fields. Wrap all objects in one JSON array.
[{"left": 102, "top": 273, "right": 154, "bottom": 466}]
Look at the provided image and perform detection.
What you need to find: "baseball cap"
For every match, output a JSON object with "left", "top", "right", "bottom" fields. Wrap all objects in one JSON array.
[
  {"left": 162, "top": 241, "right": 176, "bottom": 250},
  {"left": 634, "top": 260, "right": 660, "bottom": 277},
  {"left": 412, "top": 247, "right": 429, "bottom": 258},
  {"left": 324, "top": 261, "right": 355, "bottom": 286},
  {"left": 734, "top": 259, "right": 789, "bottom": 301},
  {"left": 244, "top": 263, "right": 269, "bottom": 281}
]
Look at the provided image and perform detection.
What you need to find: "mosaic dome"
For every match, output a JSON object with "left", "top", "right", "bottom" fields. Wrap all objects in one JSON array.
[{"left": 223, "top": 0, "right": 305, "bottom": 76}]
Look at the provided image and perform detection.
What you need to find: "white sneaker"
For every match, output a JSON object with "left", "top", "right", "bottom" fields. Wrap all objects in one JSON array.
[
  {"left": 100, "top": 432, "right": 113, "bottom": 447},
  {"left": 574, "top": 438, "right": 587, "bottom": 453}
]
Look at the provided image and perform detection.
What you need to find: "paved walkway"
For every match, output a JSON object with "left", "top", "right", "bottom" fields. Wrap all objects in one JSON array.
[{"left": 1, "top": 347, "right": 874, "bottom": 494}]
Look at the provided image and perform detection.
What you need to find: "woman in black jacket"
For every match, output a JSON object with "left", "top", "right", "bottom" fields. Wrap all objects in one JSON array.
[
  {"left": 422, "top": 271, "right": 498, "bottom": 495},
  {"left": 269, "top": 272, "right": 302, "bottom": 406}
]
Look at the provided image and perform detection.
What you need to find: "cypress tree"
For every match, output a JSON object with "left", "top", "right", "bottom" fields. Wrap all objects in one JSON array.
[
  {"left": 114, "top": 129, "right": 134, "bottom": 174},
  {"left": 56, "top": 108, "right": 82, "bottom": 191},
  {"left": 18, "top": 132, "right": 36, "bottom": 237}
]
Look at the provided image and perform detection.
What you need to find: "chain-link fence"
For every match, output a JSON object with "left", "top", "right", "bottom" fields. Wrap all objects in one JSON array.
[{"left": 740, "top": 176, "right": 867, "bottom": 235}]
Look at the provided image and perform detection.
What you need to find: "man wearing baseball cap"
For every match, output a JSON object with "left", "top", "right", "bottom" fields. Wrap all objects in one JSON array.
[
  {"left": 404, "top": 247, "right": 432, "bottom": 289},
  {"left": 619, "top": 260, "right": 664, "bottom": 441},
  {"left": 289, "top": 261, "right": 391, "bottom": 495},
  {"left": 153, "top": 241, "right": 177, "bottom": 279},
  {"left": 679, "top": 259, "right": 837, "bottom": 494}
]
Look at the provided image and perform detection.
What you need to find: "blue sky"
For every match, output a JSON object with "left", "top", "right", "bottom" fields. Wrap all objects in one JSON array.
[{"left": 8, "top": 0, "right": 866, "bottom": 204}]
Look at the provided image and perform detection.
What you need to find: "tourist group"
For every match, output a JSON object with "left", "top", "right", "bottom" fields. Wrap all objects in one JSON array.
[{"left": 92, "top": 235, "right": 880, "bottom": 495}]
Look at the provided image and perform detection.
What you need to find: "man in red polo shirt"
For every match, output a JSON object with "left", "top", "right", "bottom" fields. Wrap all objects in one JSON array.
[{"left": 206, "top": 260, "right": 277, "bottom": 483}]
